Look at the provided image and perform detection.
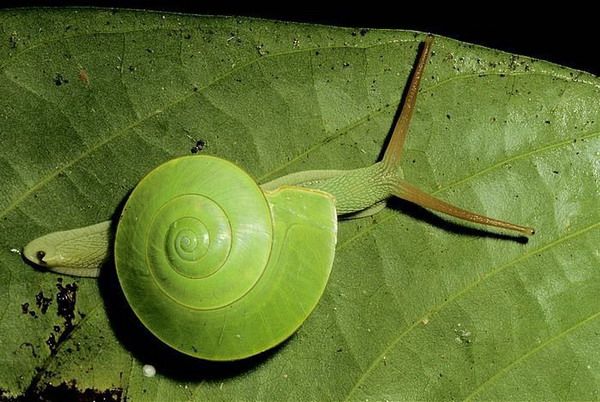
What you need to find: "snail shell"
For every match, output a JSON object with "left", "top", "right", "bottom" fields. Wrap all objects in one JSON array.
[{"left": 115, "top": 156, "right": 337, "bottom": 361}]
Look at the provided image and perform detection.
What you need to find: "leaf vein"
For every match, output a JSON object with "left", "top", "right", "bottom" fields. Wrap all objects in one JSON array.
[
  {"left": 258, "top": 73, "right": 598, "bottom": 184},
  {"left": 343, "top": 222, "right": 599, "bottom": 401},
  {"left": 464, "top": 309, "right": 600, "bottom": 401},
  {"left": 438, "top": 129, "right": 600, "bottom": 192},
  {"left": 0, "top": 39, "right": 419, "bottom": 221}
]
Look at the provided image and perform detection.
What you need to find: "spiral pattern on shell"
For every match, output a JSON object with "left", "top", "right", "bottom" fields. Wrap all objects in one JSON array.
[{"left": 115, "top": 156, "right": 337, "bottom": 360}]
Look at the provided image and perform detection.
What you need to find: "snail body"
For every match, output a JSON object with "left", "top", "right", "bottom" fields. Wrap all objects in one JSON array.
[{"left": 23, "top": 37, "right": 534, "bottom": 361}]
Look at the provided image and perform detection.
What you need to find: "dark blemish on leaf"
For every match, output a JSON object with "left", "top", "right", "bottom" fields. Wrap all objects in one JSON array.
[
  {"left": 29, "top": 310, "right": 37, "bottom": 318},
  {"left": 446, "top": 114, "right": 451, "bottom": 120},
  {"left": 184, "top": 33, "right": 192, "bottom": 40},
  {"left": 53, "top": 74, "right": 69, "bottom": 86},
  {"left": 545, "top": 120, "right": 551, "bottom": 124},
  {"left": 191, "top": 139, "right": 206, "bottom": 154},
  {"left": 38, "top": 281, "right": 80, "bottom": 356},
  {"left": 21, "top": 302, "right": 30, "bottom": 314},
  {"left": 343, "top": 62, "right": 350, "bottom": 68},
  {"left": 146, "top": 48, "right": 154, "bottom": 54},
  {"left": 360, "top": 28, "right": 369, "bottom": 36},
  {"left": 24, "top": 381, "right": 123, "bottom": 402},
  {"left": 35, "top": 291, "right": 52, "bottom": 314},
  {"left": 552, "top": 170, "right": 559, "bottom": 174},
  {"left": 351, "top": 31, "right": 357, "bottom": 36},
  {"left": 46, "top": 333, "right": 57, "bottom": 354},
  {"left": 56, "top": 282, "right": 78, "bottom": 330},
  {"left": 128, "top": 65, "right": 136, "bottom": 72}
]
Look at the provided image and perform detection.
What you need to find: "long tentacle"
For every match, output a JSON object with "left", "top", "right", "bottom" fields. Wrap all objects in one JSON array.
[
  {"left": 382, "top": 35, "right": 434, "bottom": 172},
  {"left": 379, "top": 35, "right": 534, "bottom": 236},
  {"left": 393, "top": 179, "right": 535, "bottom": 236}
]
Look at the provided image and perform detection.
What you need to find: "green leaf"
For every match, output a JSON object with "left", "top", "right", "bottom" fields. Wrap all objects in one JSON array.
[{"left": 1, "top": 8, "right": 598, "bottom": 401}]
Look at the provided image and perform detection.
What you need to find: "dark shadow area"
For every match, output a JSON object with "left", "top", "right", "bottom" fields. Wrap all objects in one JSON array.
[
  {"left": 98, "top": 261, "right": 283, "bottom": 382},
  {"left": 21, "top": 255, "right": 50, "bottom": 275},
  {"left": 93, "top": 193, "right": 281, "bottom": 382},
  {"left": 386, "top": 197, "right": 530, "bottom": 244}
]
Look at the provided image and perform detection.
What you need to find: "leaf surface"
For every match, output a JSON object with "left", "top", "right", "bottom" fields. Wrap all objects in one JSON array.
[{"left": 0, "top": 9, "right": 598, "bottom": 401}]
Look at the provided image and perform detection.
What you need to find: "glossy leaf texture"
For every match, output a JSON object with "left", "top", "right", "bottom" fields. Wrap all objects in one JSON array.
[{"left": 1, "top": 9, "right": 599, "bottom": 401}]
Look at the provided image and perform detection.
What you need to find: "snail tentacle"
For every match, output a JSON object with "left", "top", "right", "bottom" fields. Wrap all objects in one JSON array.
[{"left": 295, "top": 34, "right": 534, "bottom": 235}]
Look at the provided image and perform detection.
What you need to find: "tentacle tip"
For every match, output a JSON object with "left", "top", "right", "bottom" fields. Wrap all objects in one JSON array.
[{"left": 519, "top": 227, "right": 535, "bottom": 236}]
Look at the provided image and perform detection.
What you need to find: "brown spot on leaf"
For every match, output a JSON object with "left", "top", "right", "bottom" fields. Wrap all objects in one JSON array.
[{"left": 78, "top": 69, "right": 90, "bottom": 86}]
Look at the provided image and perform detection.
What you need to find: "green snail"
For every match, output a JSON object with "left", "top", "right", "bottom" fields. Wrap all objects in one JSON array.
[{"left": 23, "top": 36, "right": 534, "bottom": 361}]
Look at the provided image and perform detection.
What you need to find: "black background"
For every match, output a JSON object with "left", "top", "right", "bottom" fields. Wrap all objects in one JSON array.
[{"left": 1, "top": 1, "right": 598, "bottom": 75}]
